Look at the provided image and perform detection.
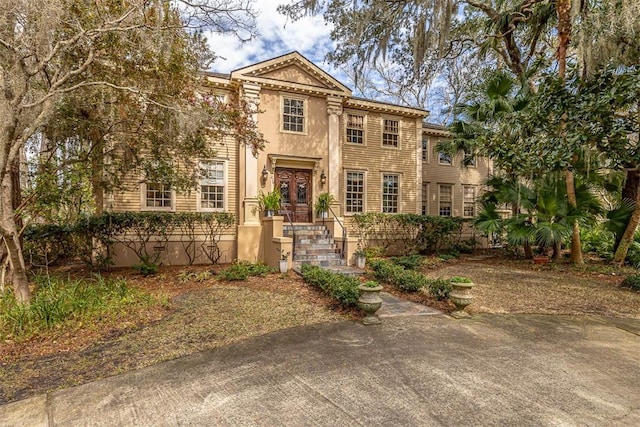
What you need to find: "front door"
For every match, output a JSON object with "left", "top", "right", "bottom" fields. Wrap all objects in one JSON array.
[{"left": 275, "top": 168, "right": 312, "bottom": 222}]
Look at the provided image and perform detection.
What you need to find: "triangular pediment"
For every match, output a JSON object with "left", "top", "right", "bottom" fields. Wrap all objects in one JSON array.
[{"left": 231, "top": 52, "right": 351, "bottom": 96}]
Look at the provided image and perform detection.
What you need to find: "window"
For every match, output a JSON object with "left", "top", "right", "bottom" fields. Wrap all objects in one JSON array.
[
  {"left": 439, "top": 184, "right": 453, "bottom": 217},
  {"left": 382, "top": 119, "right": 399, "bottom": 147},
  {"left": 422, "top": 183, "right": 429, "bottom": 215},
  {"left": 199, "top": 160, "right": 225, "bottom": 211},
  {"left": 464, "top": 147, "right": 476, "bottom": 167},
  {"left": 422, "top": 138, "right": 428, "bottom": 161},
  {"left": 382, "top": 174, "right": 399, "bottom": 213},
  {"left": 282, "top": 97, "right": 305, "bottom": 133},
  {"left": 463, "top": 185, "right": 476, "bottom": 217},
  {"left": 345, "top": 171, "right": 365, "bottom": 213},
  {"left": 346, "top": 114, "right": 365, "bottom": 144},
  {"left": 438, "top": 151, "right": 452, "bottom": 165},
  {"left": 144, "top": 183, "right": 172, "bottom": 210}
]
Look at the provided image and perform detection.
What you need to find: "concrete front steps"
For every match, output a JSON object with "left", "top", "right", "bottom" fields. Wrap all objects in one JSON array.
[{"left": 284, "top": 224, "right": 364, "bottom": 276}]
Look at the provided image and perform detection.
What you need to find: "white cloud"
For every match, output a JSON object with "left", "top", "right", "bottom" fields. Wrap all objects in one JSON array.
[{"left": 205, "top": 0, "right": 345, "bottom": 83}]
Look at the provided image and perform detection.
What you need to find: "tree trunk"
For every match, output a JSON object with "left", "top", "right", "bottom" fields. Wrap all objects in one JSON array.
[
  {"left": 565, "top": 169, "right": 584, "bottom": 264},
  {"left": 613, "top": 167, "right": 640, "bottom": 252},
  {"left": 613, "top": 177, "right": 640, "bottom": 265},
  {"left": 556, "top": 0, "right": 583, "bottom": 264},
  {"left": 1, "top": 173, "right": 30, "bottom": 303}
]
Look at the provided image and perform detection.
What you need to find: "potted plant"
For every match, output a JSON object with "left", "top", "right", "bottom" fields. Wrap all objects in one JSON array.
[
  {"left": 449, "top": 276, "right": 474, "bottom": 319},
  {"left": 258, "top": 190, "right": 281, "bottom": 217},
  {"left": 278, "top": 249, "right": 290, "bottom": 273},
  {"left": 315, "top": 192, "right": 335, "bottom": 219},
  {"left": 354, "top": 246, "right": 366, "bottom": 269},
  {"left": 357, "top": 280, "right": 383, "bottom": 325},
  {"left": 532, "top": 245, "right": 551, "bottom": 265}
]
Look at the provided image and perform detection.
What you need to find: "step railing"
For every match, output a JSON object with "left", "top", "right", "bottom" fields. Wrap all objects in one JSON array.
[
  {"left": 280, "top": 206, "right": 296, "bottom": 258},
  {"left": 327, "top": 205, "right": 346, "bottom": 259}
]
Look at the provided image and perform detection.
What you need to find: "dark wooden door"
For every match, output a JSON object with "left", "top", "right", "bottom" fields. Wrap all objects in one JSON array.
[{"left": 275, "top": 168, "right": 312, "bottom": 222}]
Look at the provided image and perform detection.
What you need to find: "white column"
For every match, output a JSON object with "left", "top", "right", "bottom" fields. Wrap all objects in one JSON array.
[
  {"left": 242, "top": 82, "right": 261, "bottom": 225},
  {"left": 416, "top": 119, "right": 424, "bottom": 214},
  {"left": 326, "top": 96, "right": 343, "bottom": 203}
]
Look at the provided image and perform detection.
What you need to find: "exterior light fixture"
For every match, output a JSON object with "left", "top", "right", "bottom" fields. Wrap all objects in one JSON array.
[
  {"left": 320, "top": 169, "right": 327, "bottom": 186},
  {"left": 261, "top": 165, "right": 269, "bottom": 187}
]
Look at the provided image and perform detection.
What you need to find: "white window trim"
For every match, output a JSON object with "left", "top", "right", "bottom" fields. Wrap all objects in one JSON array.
[
  {"left": 438, "top": 151, "right": 453, "bottom": 166},
  {"left": 422, "top": 137, "right": 429, "bottom": 163},
  {"left": 438, "top": 183, "right": 453, "bottom": 217},
  {"left": 381, "top": 116, "right": 401, "bottom": 149},
  {"left": 140, "top": 182, "right": 175, "bottom": 212},
  {"left": 463, "top": 185, "right": 477, "bottom": 218},
  {"left": 344, "top": 169, "right": 367, "bottom": 215},
  {"left": 280, "top": 93, "right": 308, "bottom": 135},
  {"left": 197, "top": 159, "right": 228, "bottom": 212},
  {"left": 344, "top": 111, "right": 367, "bottom": 145},
  {"left": 422, "top": 182, "right": 429, "bottom": 215},
  {"left": 381, "top": 172, "right": 401, "bottom": 213}
]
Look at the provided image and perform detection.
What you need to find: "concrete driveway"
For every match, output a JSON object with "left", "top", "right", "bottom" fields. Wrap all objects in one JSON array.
[{"left": 2, "top": 313, "right": 640, "bottom": 426}]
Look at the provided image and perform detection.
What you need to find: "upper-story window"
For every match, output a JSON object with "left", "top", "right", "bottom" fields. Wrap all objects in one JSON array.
[
  {"left": 382, "top": 119, "right": 399, "bottom": 147},
  {"left": 282, "top": 97, "right": 305, "bottom": 133},
  {"left": 143, "top": 182, "right": 173, "bottom": 211},
  {"left": 463, "top": 147, "right": 476, "bottom": 167},
  {"left": 382, "top": 174, "right": 399, "bottom": 213},
  {"left": 346, "top": 114, "right": 365, "bottom": 144},
  {"left": 345, "top": 171, "right": 365, "bottom": 213},
  {"left": 438, "top": 151, "right": 452, "bottom": 165},
  {"left": 199, "top": 160, "right": 226, "bottom": 211},
  {"left": 422, "top": 138, "right": 428, "bottom": 161}
]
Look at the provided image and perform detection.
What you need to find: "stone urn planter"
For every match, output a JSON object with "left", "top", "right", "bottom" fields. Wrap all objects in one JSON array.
[
  {"left": 355, "top": 255, "right": 366, "bottom": 269},
  {"left": 449, "top": 276, "right": 474, "bottom": 319},
  {"left": 279, "top": 259, "right": 288, "bottom": 273},
  {"left": 357, "top": 281, "right": 383, "bottom": 325}
]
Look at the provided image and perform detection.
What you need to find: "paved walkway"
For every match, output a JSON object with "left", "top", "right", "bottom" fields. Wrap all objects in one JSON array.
[{"left": 2, "top": 308, "right": 640, "bottom": 426}]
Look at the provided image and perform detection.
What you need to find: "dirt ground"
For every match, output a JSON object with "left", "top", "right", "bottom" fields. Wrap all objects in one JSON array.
[{"left": 1, "top": 252, "right": 639, "bottom": 405}]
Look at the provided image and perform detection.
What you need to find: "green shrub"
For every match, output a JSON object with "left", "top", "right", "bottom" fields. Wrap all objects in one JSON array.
[
  {"left": 395, "top": 269, "right": 428, "bottom": 292},
  {"left": 390, "top": 255, "right": 423, "bottom": 270},
  {"left": 219, "top": 261, "right": 276, "bottom": 281},
  {"left": 369, "top": 258, "right": 427, "bottom": 292},
  {"left": 427, "top": 278, "right": 452, "bottom": 300},
  {"left": 133, "top": 262, "right": 159, "bottom": 277},
  {"left": 0, "top": 275, "right": 156, "bottom": 341},
  {"left": 300, "top": 264, "right": 360, "bottom": 306},
  {"left": 621, "top": 274, "right": 640, "bottom": 292}
]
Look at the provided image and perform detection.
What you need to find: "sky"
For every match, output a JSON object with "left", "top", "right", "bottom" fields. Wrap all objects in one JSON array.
[{"left": 205, "top": 1, "right": 345, "bottom": 80}]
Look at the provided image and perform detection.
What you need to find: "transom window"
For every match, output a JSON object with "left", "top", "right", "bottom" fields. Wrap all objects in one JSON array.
[
  {"left": 438, "top": 151, "right": 452, "bottom": 165},
  {"left": 382, "top": 174, "right": 399, "bottom": 213},
  {"left": 439, "top": 184, "right": 453, "bottom": 217},
  {"left": 283, "top": 97, "right": 305, "bottom": 133},
  {"left": 200, "top": 161, "right": 225, "bottom": 211},
  {"left": 145, "top": 183, "right": 172, "bottom": 209},
  {"left": 346, "top": 114, "right": 365, "bottom": 144},
  {"left": 345, "top": 171, "right": 364, "bottom": 213},
  {"left": 463, "top": 185, "right": 476, "bottom": 217},
  {"left": 382, "top": 119, "right": 399, "bottom": 147}
]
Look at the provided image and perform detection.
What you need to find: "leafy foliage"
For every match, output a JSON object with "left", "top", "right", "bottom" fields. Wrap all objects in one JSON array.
[
  {"left": 300, "top": 264, "right": 360, "bottom": 306},
  {"left": 218, "top": 261, "right": 275, "bottom": 281},
  {"left": 23, "top": 212, "right": 236, "bottom": 270},
  {"left": 621, "top": 275, "right": 640, "bottom": 292},
  {"left": 0, "top": 275, "right": 157, "bottom": 342}
]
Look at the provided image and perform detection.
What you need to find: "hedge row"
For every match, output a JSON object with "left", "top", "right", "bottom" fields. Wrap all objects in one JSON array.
[
  {"left": 300, "top": 264, "right": 360, "bottom": 306},
  {"left": 24, "top": 211, "right": 236, "bottom": 269}
]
